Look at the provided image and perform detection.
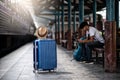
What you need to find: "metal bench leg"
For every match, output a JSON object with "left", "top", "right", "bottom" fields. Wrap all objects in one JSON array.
[
  {"left": 102, "top": 51, "right": 104, "bottom": 67},
  {"left": 96, "top": 51, "right": 98, "bottom": 63}
]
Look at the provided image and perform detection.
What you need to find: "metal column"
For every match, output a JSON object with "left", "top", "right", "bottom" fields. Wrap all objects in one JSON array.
[
  {"left": 55, "top": 11, "right": 57, "bottom": 41},
  {"left": 67, "top": 0, "right": 72, "bottom": 50},
  {"left": 68, "top": 0, "right": 71, "bottom": 30},
  {"left": 93, "top": 0, "right": 97, "bottom": 27},
  {"left": 61, "top": 0, "right": 64, "bottom": 39},
  {"left": 79, "top": 0, "right": 84, "bottom": 24},
  {"left": 57, "top": 5, "right": 60, "bottom": 44},
  {"left": 73, "top": 0, "right": 76, "bottom": 32},
  {"left": 106, "top": 0, "right": 115, "bottom": 21},
  {"left": 105, "top": 0, "right": 116, "bottom": 72}
]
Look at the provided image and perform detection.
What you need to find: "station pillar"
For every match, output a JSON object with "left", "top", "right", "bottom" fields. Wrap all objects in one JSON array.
[
  {"left": 57, "top": 6, "right": 60, "bottom": 44},
  {"left": 104, "top": 0, "right": 116, "bottom": 72},
  {"left": 79, "top": 0, "right": 84, "bottom": 24},
  {"left": 78, "top": 0, "right": 84, "bottom": 38},
  {"left": 73, "top": 0, "right": 76, "bottom": 33},
  {"left": 67, "top": 0, "right": 72, "bottom": 50},
  {"left": 93, "top": 0, "right": 97, "bottom": 27},
  {"left": 61, "top": 0, "right": 64, "bottom": 39},
  {"left": 55, "top": 11, "right": 57, "bottom": 42}
]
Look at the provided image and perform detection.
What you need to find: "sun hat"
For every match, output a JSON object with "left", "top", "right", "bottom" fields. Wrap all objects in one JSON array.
[{"left": 35, "top": 26, "right": 48, "bottom": 38}]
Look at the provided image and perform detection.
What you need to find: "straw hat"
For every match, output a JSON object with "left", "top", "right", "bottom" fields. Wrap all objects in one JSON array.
[{"left": 35, "top": 26, "right": 48, "bottom": 38}]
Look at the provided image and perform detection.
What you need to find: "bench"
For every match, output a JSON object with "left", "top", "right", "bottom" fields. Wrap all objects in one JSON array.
[
  {"left": 93, "top": 47, "right": 120, "bottom": 67},
  {"left": 93, "top": 47, "right": 104, "bottom": 64},
  {"left": 61, "top": 40, "right": 68, "bottom": 48}
]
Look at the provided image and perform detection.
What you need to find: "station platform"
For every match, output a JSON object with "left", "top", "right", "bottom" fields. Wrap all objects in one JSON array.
[{"left": 0, "top": 42, "right": 120, "bottom": 80}]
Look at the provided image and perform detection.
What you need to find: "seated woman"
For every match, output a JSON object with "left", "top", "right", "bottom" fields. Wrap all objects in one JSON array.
[{"left": 78, "top": 21, "right": 104, "bottom": 63}]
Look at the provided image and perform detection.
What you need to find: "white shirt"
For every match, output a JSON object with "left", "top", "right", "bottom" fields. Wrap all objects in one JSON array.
[{"left": 86, "top": 27, "right": 104, "bottom": 43}]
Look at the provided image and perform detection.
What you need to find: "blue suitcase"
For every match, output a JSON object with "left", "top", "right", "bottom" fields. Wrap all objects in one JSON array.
[
  {"left": 33, "top": 40, "right": 39, "bottom": 70},
  {"left": 33, "top": 39, "right": 57, "bottom": 71}
]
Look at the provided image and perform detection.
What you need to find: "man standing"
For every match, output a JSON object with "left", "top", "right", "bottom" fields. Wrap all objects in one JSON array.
[{"left": 78, "top": 21, "right": 104, "bottom": 63}]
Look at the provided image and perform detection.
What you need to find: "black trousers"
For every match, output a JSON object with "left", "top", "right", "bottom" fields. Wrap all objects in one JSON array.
[{"left": 82, "top": 41, "right": 104, "bottom": 61}]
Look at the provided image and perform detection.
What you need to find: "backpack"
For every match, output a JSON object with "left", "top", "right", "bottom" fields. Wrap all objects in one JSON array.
[{"left": 73, "top": 37, "right": 85, "bottom": 61}]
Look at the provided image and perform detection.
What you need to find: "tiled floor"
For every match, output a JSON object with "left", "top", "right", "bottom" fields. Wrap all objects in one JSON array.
[{"left": 0, "top": 42, "right": 120, "bottom": 80}]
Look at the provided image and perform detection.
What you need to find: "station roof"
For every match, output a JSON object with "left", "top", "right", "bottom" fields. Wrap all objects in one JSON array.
[
  {"left": 31, "top": 0, "right": 106, "bottom": 27},
  {"left": 32, "top": 0, "right": 106, "bottom": 15}
]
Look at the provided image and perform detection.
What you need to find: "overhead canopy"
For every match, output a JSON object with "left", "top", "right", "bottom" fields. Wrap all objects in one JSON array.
[
  {"left": 31, "top": 0, "right": 106, "bottom": 27},
  {"left": 32, "top": 0, "right": 106, "bottom": 15}
]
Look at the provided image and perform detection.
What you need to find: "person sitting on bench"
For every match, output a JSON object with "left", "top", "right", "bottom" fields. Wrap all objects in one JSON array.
[{"left": 78, "top": 21, "right": 104, "bottom": 63}]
